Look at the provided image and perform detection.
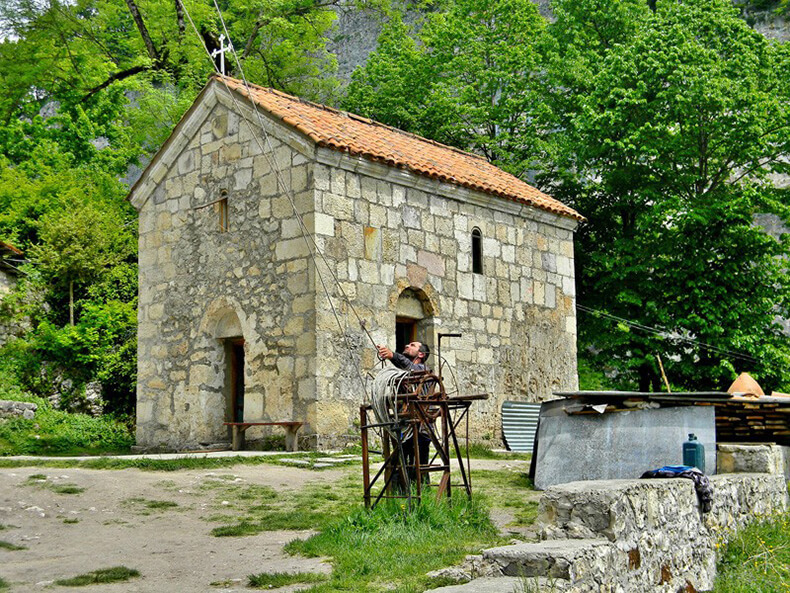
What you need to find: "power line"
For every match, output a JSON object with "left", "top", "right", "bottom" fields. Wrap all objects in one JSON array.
[
  {"left": 181, "top": 1, "right": 376, "bottom": 395},
  {"left": 576, "top": 304, "right": 760, "bottom": 364}
]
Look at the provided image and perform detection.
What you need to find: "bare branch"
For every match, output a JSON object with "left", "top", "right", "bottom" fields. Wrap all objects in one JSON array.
[
  {"left": 123, "top": 0, "right": 160, "bottom": 63},
  {"left": 82, "top": 65, "right": 150, "bottom": 100}
]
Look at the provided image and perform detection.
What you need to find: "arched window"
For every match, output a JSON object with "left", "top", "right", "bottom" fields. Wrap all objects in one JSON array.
[
  {"left": 217, "top": 190, "right": 229, "bottom": 232},
  {"left": 471, "top": 227, "right": 483, "bottom": 274}
]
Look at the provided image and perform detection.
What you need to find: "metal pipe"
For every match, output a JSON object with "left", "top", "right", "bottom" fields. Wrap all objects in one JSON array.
[{"left": 437, "top": 333, "right": 461, "bottom": 382}]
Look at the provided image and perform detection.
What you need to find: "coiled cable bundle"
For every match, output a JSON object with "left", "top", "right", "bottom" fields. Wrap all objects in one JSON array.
[{"left": 370, "top": 366, "right": 411, "bottom": 440}]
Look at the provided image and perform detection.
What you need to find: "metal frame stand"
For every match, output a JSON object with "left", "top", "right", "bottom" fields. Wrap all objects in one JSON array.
[{"left": 360, "top": 379, "right": 487, "bottom": 509}]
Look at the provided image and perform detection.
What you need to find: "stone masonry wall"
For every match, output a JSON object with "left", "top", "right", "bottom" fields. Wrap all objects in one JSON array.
[
  {"left": 310, "top": 150, "right": 578, "bottom": 447},
  {"left": 135, "top": 82, "right": 579, "bottom": 450},
  {"left": 0, "top": 269, "right": 14, "bottom": 296},
  {"left": 0, "top": 400, "right": 37, "bottom": 420},
  {"left": 136, "top": 90, "right": 319, "bottom": 450},
  {"left": 0, "top": 270, "right": 16, "bottom": 347},
  {"left": 451, "top": 473, "right": 788, "bottom": 593}
]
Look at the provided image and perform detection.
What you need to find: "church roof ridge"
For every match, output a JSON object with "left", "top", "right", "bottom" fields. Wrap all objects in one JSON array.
[{"left": 213, "top": 75, "right": 584, "bottom": 222}]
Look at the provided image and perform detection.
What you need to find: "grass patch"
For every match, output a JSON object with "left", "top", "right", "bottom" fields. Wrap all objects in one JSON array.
[
  {"left": 24, "top": 475, "right": 85, "bottom": 495},
  {"left": 208, "top": 475, "right": 359, "bottom": 536},
  {"left": 0, "top": 540, "right": 26, "bottom": 550},
  {"left": 55, "top": 566, "right": 140, "bottom": 586},
  {"left": 123, "top": 497, "right": 179, "bottom": 510},
  {"left": 0, "top": 401, "right": 134, "bottom": 457},
  {"left": 714, "top": 512, "right": 790, "bottom": 592},
  {"left": 460, "top": 443, "right": 531, "bottom": 460},
  {"left": 248, "top": 571, "right": 327, "bottom": 588},
  {"left": 51, "top": 484, "right": 85, "bottom": 494},
  {"left": 472, "top": 469, "right": 541, "bottom": 527},
  {"left": 63, "top": 518, "right": 79, "bottom": 524},
  {"left": 0, "top": 576, "right": 8, "bottom": 591},
  {"left": 0, "top": 451, "right": 357, "bottom": 471},
  {"left": 285, "top": 495, "right": 504, "bottom": 592}
]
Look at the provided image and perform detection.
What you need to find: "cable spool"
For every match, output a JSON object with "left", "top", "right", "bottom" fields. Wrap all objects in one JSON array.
[{"left": 370, "top": 367, "right": 411, "bottom": 440}]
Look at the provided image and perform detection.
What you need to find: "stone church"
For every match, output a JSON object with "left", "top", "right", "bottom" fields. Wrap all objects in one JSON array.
[{"left": 129, "top": 75, "right": 583, "bottom": 450}]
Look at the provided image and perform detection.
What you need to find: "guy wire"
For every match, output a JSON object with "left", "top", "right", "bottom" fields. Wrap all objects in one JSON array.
[
  {"left": 210, "top": 0, "right": 380, "bottom": 352},
  {"left": 181, "top": 1, "right": 376, "bottom": 396}
]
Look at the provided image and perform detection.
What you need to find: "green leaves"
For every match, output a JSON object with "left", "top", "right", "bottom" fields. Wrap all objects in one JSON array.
[
  {"left": 561, "top": 0, "right": 790, "bottom": 390},
  {"left": 344, "top": 0, "right": 547, "bottom": 175}
]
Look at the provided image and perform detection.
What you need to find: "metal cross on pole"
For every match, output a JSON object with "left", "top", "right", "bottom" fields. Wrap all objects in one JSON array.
[{"left": 211, "top": 34, "right": 233, "bottom": 75}]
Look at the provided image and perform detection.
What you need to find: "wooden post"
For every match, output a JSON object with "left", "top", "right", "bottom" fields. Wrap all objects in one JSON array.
[{"left": 361, "top": 406, "right": 371, "bottom": 509}]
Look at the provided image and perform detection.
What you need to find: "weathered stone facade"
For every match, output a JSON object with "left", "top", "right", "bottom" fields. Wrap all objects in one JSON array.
[
  {"left": 432, "top": 445, "right": 790, "bottom": 592},
  {"left": 130, "top": 78, "right": 580, "bottom": 450},
  {"left": 0, "top": 269, "right": 14, "bottom": 297}
]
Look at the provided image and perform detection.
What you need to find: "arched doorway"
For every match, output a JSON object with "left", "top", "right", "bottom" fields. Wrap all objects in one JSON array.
[
  {"left": 395, "top": 288, "right": 435, "bottom": 356},
  {"left": 214, "top": 309, "right": 245, "bottom": 425}
]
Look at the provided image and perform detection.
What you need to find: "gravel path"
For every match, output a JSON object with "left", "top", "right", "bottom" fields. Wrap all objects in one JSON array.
[
  {"left": 0, "top": 463, "right": 346, "bottom": 592},
  {"left": 0, "top": 455, "right": 533, "bottom": 592}
]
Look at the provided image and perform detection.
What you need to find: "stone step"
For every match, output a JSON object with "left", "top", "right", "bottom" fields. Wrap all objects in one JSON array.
[
  {"left": 428, "top": 576, "right": 569, "bottom": 592},
  {"left": 483, "top": 539, "right": 613, "bottom": 580}
]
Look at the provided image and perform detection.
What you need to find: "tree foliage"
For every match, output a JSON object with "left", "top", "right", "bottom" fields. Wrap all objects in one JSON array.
[
  {"left": 347, "top": 0, "right": 790, "bottom": 391},
  {"left": 343, "top": 0, "right": 547, "bottom": 177},
  {"left": 555, "top": 0, "right": 790, "bottom": 390},
  {"left": 0, "top": 0, "right": 379, "bottom": 416}
]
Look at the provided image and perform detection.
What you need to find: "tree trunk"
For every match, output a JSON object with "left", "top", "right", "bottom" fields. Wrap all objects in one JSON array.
[
  {"left": 638, "top": 364, "right": 654, "bottom": 392},
  {"left": 174, "top": 0, "right": 185, "bottom": 41},
  {"left": 69, "top": 279, "right": 74, "bottom": 326},
  {"left": 123, "top": 0, "right": 160, "bottom": 63}
]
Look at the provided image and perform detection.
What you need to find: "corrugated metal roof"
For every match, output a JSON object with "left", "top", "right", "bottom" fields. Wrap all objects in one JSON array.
[{"left": 501, "top": 401, "right": 541, "bottom": 452}]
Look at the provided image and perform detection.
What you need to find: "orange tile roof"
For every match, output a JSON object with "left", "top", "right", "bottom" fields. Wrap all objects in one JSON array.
[
  {"left": 216, "top": 76, "right": 583, "bottom": 222},
  {"left": 0, "top": 241, "right": 22, "bottom": 256}
]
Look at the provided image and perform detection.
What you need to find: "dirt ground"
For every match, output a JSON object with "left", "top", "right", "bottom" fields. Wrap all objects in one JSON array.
[
  {"left": 0, "top": 463, "right": 349, "bottom": 593},
  {"left": 0, "top": 457, "right": 532, "bottom": 593}
]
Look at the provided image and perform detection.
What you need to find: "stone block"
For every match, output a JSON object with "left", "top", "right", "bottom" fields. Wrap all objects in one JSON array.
[
  {"left": 177, "top": 150, "right": 196, "bottom": 175},
  {"left": 402, "top": 205, "right": 421, "bottom": 228},
  {"left": 314, "top": 164, "right": 330, "bottom": 191},
  {"left": 364, "top": 226, "right": 381, "bottom": 260},
  {"left": 281, "top": 217, "right": 302, "bottom": 239},
  {"left": 275, "top": 237, "right": 309, "bottom": 260},
  {"left": 417, "top": 250, "right": 445, "bottom": 277},
  {"left": 234, "top": 167, "right": 252, "bottom": 190},
  {"left": 484, "top": 539, "right": 612, "bottom": 579},
  {"left": 312, "top": 212, "right": 335, "bottom": 236},
  {"left": 325, "top": 192, "right": 354, "bottom": 220},
  {"left": 717, "top": 443, "right": 789, "bottom": 478},
  {"left": 212, "top": 113, "right": 228, "bottom": 138},
  {"left": 291, "top": 164, "right": 308, "bottom": 192},
  {"left": 330, "top": 167, "right": 345, "bottom": 195}
]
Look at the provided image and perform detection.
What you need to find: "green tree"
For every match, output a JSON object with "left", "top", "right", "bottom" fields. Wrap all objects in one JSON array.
[
  {"left": 30, "top": 207, "right": 125, "bottom": 326},
  {"left": 345, "top": 0, "right": 790, "bottom": 391},
  {"left": 548, "top": 0, "right": 790, "bottom": 390},
  {"left": 343, "top": 0, "right": 547, "bottom": 177},
  {"left": 0, "top": 0, "right": 347, "bottom": 121}
]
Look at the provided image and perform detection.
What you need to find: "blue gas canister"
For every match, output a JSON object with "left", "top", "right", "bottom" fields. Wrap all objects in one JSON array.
[{"left": 683, "top": 433, "right": 705, "bottom": 473}]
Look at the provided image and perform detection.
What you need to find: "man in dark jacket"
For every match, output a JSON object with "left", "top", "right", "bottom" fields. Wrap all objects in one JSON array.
[
  {"left": 376, "top": 341, "right": 430, "bottom": 371},
  {"left": 376, "top": 341, "right": 432, "bottom": 487}
]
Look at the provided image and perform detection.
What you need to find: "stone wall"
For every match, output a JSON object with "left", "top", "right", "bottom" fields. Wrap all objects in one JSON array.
[
  {"left": 135, "top": 90, "right": 319, "bottom": 450},
  {"left": 133, "top": 82, "right": 578, "bottom": 450},
  {"left": 310, "top": 151, "right": 579, "bottom": 447},
  {"left": 0, "top": 269, "right": 15, "bottom": 297},
  {"left": 0, "top": 269, "right": 17, "bottom": 347},
  {"left": 433, "top": 446, "right": 789, "bottom": 592},
  {"left": 0, "top": 400, "right": 37, "bottom": 420}
]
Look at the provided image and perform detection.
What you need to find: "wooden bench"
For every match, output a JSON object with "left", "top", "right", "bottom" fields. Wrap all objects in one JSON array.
[{"left": 223, "top": 422, "right": 303, "bottom": 452}]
